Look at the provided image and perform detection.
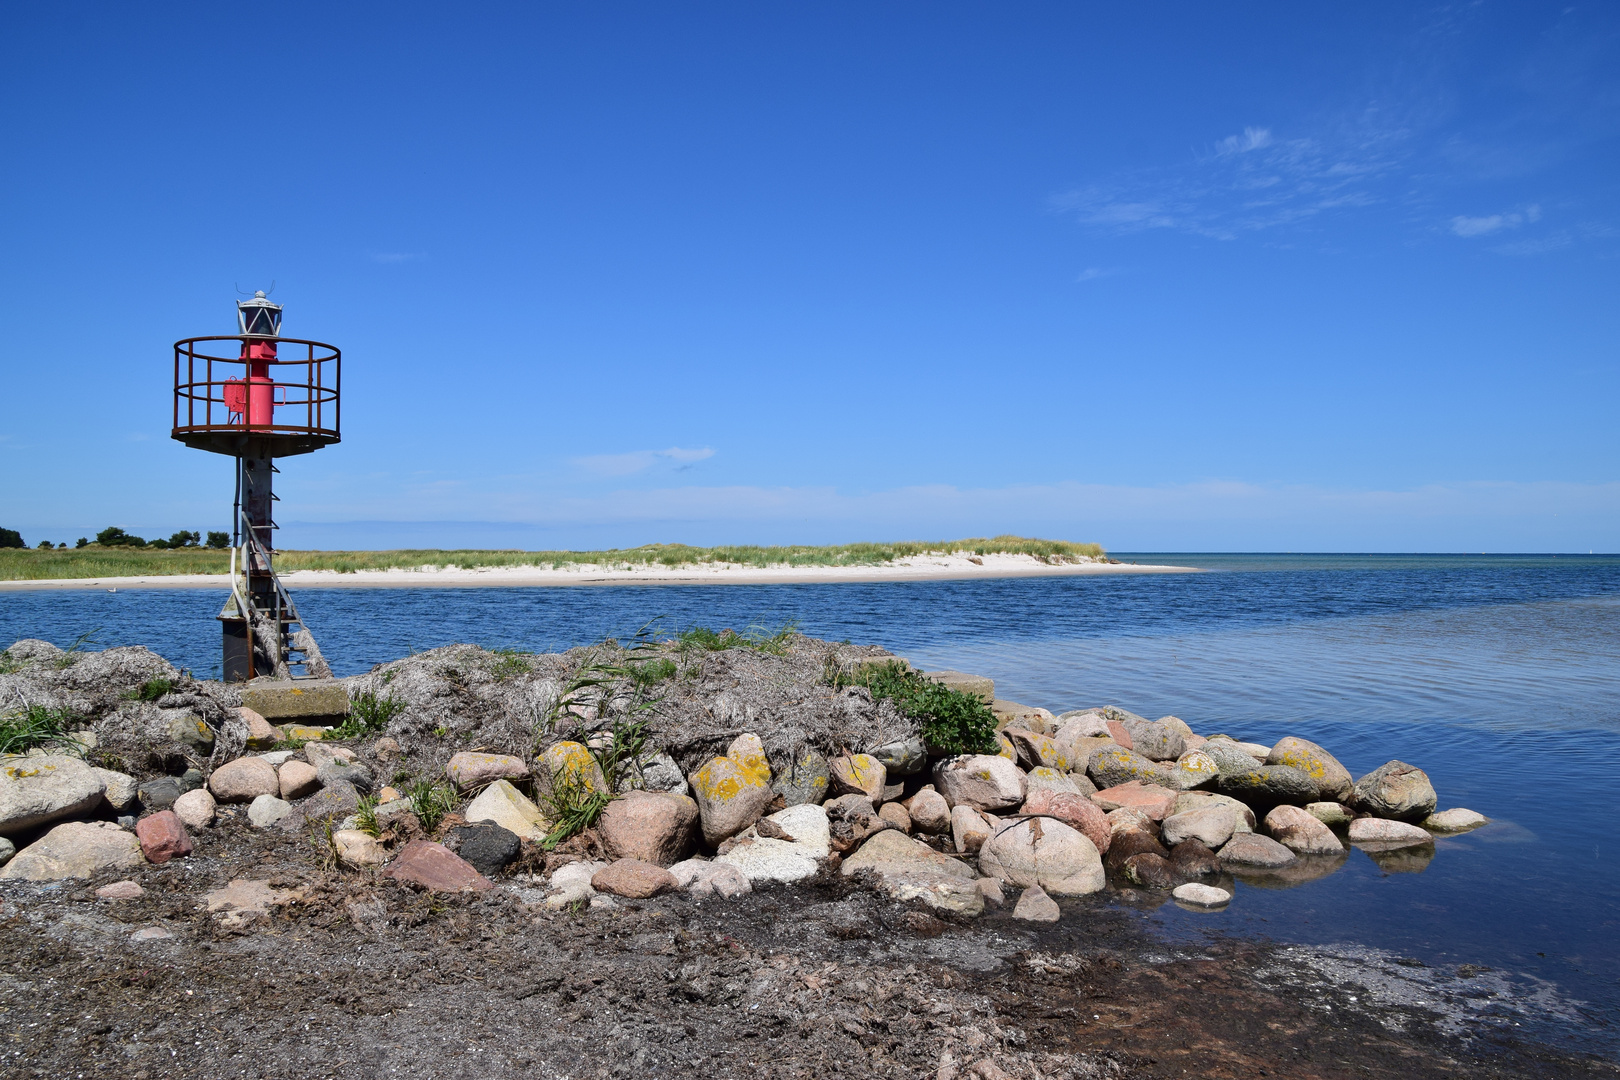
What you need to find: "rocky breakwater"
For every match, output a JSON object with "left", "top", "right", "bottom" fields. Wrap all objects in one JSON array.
[{"left": 0, "top": 633, "right": 1485, "bottom": 928}]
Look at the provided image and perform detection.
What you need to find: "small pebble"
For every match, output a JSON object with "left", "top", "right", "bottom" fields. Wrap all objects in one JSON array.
[
  {"left": 130, "top": 927, "right": 174, "bottom": 942},
  {"left": 96, "top": 880, "right": 144, "bottom": 900}
]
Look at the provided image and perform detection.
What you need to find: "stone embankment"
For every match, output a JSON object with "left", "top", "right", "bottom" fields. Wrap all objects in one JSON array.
[{"left": 0, "top": 634, "right": 1486, "bottom": 924}]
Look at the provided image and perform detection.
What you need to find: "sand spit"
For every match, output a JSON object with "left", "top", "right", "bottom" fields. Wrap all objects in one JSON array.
[{"left": 0, "top": 551, "right": 1199, "bottom": 592}]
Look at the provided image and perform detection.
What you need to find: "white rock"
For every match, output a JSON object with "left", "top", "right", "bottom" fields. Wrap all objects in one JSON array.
[
  {"left": 1423, "top": 808, "right": 1488, "bottom": 832},
  {"left": 247, "top": 794, "right": 293, "bottom": 828},
  {"left": 1173, "top": 883, "right": 1232, "bottom": 908},
  {"left": 717, "top": 804, "right": 830, "bottom": 883},
  {"left": 0, "top": 755, "right": 107, "bottom": 836},
  {"left": 0, "top": 821, "right": 143, "bottom": 881},
  {"left": 1012, "top": 885, "right": 1061, "bottom": 922},
  {"left": 1348, "top": 817, "right": 1432, "bottom": 846},
  {"left": 332, "top": 829, "right": 385, "bottom": 868},
  {"left": 258, "top": 751, "right": 296, "bottom": 767},
  {"left": 92, "top": 768, "right": 140, "bottom": 813},
  {"left": 464, "top": 779, "right": 549, "bottom": 843},
  {"left": 172, "top": 788, "right": 217, "bottom": 829}
]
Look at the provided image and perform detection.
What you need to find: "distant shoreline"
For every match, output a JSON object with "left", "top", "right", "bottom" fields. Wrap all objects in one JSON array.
[{"left": 0, "top": 551, "right": 1198, "bottom": 591}]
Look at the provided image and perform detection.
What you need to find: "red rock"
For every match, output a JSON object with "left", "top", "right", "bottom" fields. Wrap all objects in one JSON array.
[
  {"left": 591, "top": 858, "right": 679, "bottom": 898},
  {"left": 96, "top": 880, "right": 144, "bottom": 900},
  {"left": 1104, "top": 720, "right": 1135, "bottom": 749},
  {"left": 134, "top": 810, "right": 193, "bottom": 864},
  {"left": 1021, "top": 789, "right": 1110, "bottom": 855},
  {"left": 1090, "top": 781, "right": 1178, "bottom": 821},
  {"left": 382, "top": 839, "right": 492, "bottom": 892}
]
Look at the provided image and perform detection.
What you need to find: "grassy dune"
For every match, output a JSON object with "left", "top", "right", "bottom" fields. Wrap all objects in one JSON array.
[{"left": 0, "top": 536, "right": 1106, "bottom": 580}]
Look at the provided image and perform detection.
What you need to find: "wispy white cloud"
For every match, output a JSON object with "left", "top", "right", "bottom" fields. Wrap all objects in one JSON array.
[
  {"left": 1450, "top": 204, "right": 1541, "bottom": 237},
  {"left": 1053, "top": 121, "right": 1406, "bottom": 241},
  {"left": 571, "top": 446, "right": 715, "bottom": 477}
]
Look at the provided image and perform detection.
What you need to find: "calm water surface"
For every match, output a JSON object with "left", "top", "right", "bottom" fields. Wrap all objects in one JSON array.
[{"left": 4, "top": 553, "right": 1618, "bottom": 1049}]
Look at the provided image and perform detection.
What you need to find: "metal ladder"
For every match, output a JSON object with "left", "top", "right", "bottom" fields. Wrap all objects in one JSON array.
[{"left": 235, "top": 510, "right": 331, "bottom": 680}]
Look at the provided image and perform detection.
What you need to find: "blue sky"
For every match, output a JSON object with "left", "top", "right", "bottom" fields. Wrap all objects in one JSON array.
[{"left": 2, "top": 3, "right": 1617, "bottom": 552}]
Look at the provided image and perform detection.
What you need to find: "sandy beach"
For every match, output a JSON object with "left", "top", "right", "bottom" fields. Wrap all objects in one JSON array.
[{"left": 0, "top": 551, "right": 1197, "bottom": 591}]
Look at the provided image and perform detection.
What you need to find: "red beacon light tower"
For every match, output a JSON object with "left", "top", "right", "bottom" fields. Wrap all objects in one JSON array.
[{"left": 171, "top": 292, "right": 341, "bottom": 682}]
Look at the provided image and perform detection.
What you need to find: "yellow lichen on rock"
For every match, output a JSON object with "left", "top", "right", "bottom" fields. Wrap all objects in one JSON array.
[
  {"left": 691, "top": 754, "right": 772, "bottom": 847},
  {"left": 726, "top": 733, "right": 771, "bottom": 785},
  {"left": 540, "top": 740, "right": 608, "bottom": 796}
]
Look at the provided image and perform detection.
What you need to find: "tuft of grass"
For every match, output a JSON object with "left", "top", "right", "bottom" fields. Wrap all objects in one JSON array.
[
  {"left": 841, "top": 660, "right": 999, "bottom": 756},
  {"left": 488, "top": 648, "right": 534, "bottom": 682},
  {"left": 123, "top": 677, "right": 174, "bottom": 703},
  {"left": 671, "top": 620, "right": 798, "bottom": 656},
  {"left": 538, "top": 773, "right": 614, "bottom": 850},
  {"left": 405, "top": 780, "right": 457, "bottom": 834},
  {"left": 0, "top": 705, "right": 86, "bottom": 757},
  {"left": 331, "top": 690, "right": 405, "bottom": 740},
  {"left": 0, "top": 536, "right": 1104, "bottom": 580},
  {"left": 354, "top": 795, "right": 382, "bottom": 839}
]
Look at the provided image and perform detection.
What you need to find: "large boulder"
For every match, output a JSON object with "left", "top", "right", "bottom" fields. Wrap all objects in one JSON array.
[
  {"left": 716, "top": 803, "right": 831, "bottom": 883},
  {"left": 463, "top": 779, "right": 550, "bottom": 843},
  {"left": 1091, "top": 781, "right": 1177, "bottom": 821},
  {"left": 1004, "top": 729, "right": 1073, "bottom": 772},
  {"left": 951, "top": 804, "right": 991, "bottom": 853},
  {"left": 978, "top": 817, "right": 1105, "bottom": 896},
  {"left": 1201, "top": 738, "right": 1266, "bottom": 776},
  {"left": 1264, "top": 804, "right": 1344, "bottom": 855},
  {"left": 0, "top": 821, "right": 143, "bottom": 881},
  {"left": 1025, "top": 766, "right": 1082, "bottom": 797},
  {"left": 1348, "top": 817, "right": 1433, "bottom": 847},
  {"left": 0, "top": 755, "right": 106, "bottom": 836},
  {"left": 867, "top": 736, "right": 926, "bottom": 777},
  {"left": 932, "top": 755, "right": 1026, "bottom": 811},
  {"left": 1167, "top": 749, "right": 1219, "bottom": 791},
  {"left": 1021, "top": 789, "right": 1110, "bottom": 855},
  {"left": 1424, "top": 808, "right": 1487, "bottom": 832},
  {"left": 539, "top": 741, "right": 609, "bottom": 796},
  {"left": 1087, "top": 746, "right": 1169, "bottom": 790},
  {"left": 1115, "top": 717, "right": 1185, "bottom": 762},
  {"left": 597, "top": 790, "right": 699, "bottom": 866},
  {"left": 445, "top": 752, "right": 529, "bottom": 791},
  {"left": 768, "top": 747, "right": 828, "bottom": 807},
  {"left": 1266, "top": 737, "right": 1353, "bottom": 802},
  {"left": 277, "top": 760, "right": 320, "bottom": 801},
  {"left": 905, "top": 788, "right": 951, "bottom": 833},
  {"left": 829, "top": 754, "right": 887, "bottom": 801},
  {"left": 840, "top": 829, "right": 982, "bottom": 914},
  {"left": 726, "top": 733, "right": 771, "bottom": 785},
  {"left": 1217, "top": 832, "right": 1298, "bottom": 870},
  {"left": 691, "top": 751, "right": 773, "bottom": 847},
  {"left": 1171, "top": 791, "right": 1257, "bottom": 832},
  {"left": 1352, "top": 761, "right": 1437, "bottom": 822},
  {"left": 1161, "top": 804, "right": 1237, "bottom": 849},
  {"left": 1217, "top": 765, "right": 1317, "bottom": 806},
  {"left": 208, "top": 757, "right": 279, "bottom": 803}
]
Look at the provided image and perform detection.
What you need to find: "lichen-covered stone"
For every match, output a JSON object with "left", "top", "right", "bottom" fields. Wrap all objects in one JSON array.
[
  {"left": 539, "top": 741, "right": 608, "bottom": 797},
  {"left": 690, "top": 754, "right": 773, "bottom": 847},
  {"left": 1266, "top": 737, "right": 1353, "bottom": 802},
  {"left": 0, "top": 821, "right": 142, "bottom": 881},
  {"left": 933, "top": 755, "right": 1026, "bottom": 811},
  {"left": 1086, "top": 746, "right": 1169, "bottom": 790},
  {"left": 0, "top": 755, "right": 106, "bottom": 837},
  {"left": 769, "top": 748, "right": 828, "bottom": 806},
  {"left": 1352, "top": 761, "right": 1437, "bottom": 822},
  {"left": 444, "top": 752, "right": 529, "bottom": 791},
  {"left": 829, "top": 753, "right": 886, "bottom": 801},
  {"left": 1217, "top": 764, "right": 1317, "bottom": 806}
]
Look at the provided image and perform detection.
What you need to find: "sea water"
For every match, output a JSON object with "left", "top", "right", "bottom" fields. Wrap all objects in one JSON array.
[{"left": 3, "top": 553, "right": 1617, "bottom": 1049}]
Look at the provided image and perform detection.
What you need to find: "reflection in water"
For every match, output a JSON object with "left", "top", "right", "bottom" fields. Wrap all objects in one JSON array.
[
  {"left": 1229, "top": 851, "right": 1351, "bottom": 890},
  {"left": 1360, "top": 843, "right": 1437, "bottom": 874}
]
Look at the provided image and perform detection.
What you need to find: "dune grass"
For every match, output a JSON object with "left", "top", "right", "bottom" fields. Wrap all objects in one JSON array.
[{"left": 0, "top": 535, "right": 1105, "bottom": 580}]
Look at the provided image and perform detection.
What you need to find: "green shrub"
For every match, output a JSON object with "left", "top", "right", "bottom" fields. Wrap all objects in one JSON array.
[
  {"left": 124, "top": 677, "right": 174, "bottom": 703},
  {"left": 848, "top": 661, "right": 998, "bottom": 756},
  {"left": 538, "top": 773, "right": 614, "bottom": 850}
]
